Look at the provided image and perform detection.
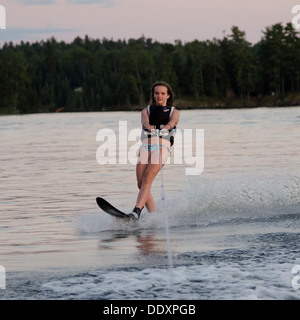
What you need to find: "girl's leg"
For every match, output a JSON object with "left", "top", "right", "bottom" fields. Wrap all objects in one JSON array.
[
  {"left": 136, "top": 146, "right": 156, "bottom": 212},
  {"left": 135, "top": 147, "right": 169, "bottom": 211},
  {"left": 136, "top": 161, "right": 156, "bottom": 212}
]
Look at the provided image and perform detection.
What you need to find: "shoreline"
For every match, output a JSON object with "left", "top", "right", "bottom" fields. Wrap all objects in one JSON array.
[
  {"left": 95, "top": 94, "right": 300, "bottom": 112},
  {"left": 1, "top": 94, "right": 300, "bottom": 115},
  {"left": 175, "top": 94, "right": 300, "bottom": 110}
]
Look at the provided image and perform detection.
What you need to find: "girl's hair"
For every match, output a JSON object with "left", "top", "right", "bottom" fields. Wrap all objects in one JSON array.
[{"left": 150, "top": 81, "right": 175, "bottom": 106}]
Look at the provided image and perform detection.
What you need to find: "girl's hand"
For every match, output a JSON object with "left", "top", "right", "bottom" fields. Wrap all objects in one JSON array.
[{"left": 162, "top": 124, "right": 171, "bottom": 130}]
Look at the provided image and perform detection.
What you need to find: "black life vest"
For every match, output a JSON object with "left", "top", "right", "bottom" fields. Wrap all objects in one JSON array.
[
  {"left": 147, "top": 104, "right": 175, "bottom": 128},
  {"left": 141, "top": 104, "right": 176, "bottom": 146}
]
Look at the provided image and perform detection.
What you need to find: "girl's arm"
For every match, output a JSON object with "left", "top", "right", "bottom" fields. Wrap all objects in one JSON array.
[
  {"left": 163, "top": 109, "right": 180, "bottom": 129},
  {"left": 141, "top": 108, "right": 155, "bottom": 130}
]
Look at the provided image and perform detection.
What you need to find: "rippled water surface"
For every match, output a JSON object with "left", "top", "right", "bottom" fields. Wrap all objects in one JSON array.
[{"left": 0, "top": 107, "right": 300, "bottom": 299}]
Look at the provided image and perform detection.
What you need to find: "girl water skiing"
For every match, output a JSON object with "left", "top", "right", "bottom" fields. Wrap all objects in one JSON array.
[{"left": 128, "top": 81, "right": 180, "bottom": 219}]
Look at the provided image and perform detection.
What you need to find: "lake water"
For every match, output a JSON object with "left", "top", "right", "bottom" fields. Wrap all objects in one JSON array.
[{"left": 0, "top": 107, "right": 300, "bottom": 300}]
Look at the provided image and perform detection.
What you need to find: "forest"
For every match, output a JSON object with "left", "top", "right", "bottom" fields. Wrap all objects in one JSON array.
[{"left": 0, "top": 22, "right": 300, "bottom": 114}]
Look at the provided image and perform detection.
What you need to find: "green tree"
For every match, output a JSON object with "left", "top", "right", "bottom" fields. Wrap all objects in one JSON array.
[
  {"left": 1, "top": 23, "right": 299, "bottom": 114},
  {"left": 282, "top": 23, "right": 300, "bottom": 92},
  {"left": 256, "top": 23, "right": 285, "bottom": 95},
  {"left": 221, "top": 26, "right": 256, "bottom": 99},
  {"left": 183, "top": 40, "right": 206, "bottom": 100},
  {"left": 203, "top": 38, "right": 225, "bottom": 97},
  {"left": 0, "top": 46, "right": 29, "bottom": 113}
]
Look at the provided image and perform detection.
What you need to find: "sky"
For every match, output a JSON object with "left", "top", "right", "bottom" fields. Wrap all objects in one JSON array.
[{"left": 0, "top": 0, "right": 299, "bottom": 46}]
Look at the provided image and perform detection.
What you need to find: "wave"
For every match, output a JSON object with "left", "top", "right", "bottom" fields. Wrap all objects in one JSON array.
[
  {"left": 166, "top": 172, "right": 300, "bottom": 227},
  {"left": 75, "top": 172, "right": 300, "bottom": 233}
]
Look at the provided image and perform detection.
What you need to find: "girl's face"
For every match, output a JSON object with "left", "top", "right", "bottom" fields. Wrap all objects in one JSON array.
[{"left": 153, "top": 86, "right": 170, "bottom": 106}]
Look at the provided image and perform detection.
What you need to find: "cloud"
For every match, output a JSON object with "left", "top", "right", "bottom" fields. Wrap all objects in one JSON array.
[
  {"left": 14, "top": 0, "right": 114, "bottom": 5},
  {"left": 0, "top": 26, "right": 80, "bottom": 43},
  {"left": 14, "top": 0, "right": 56, "bottom": 4},
  {"left": 66, "top": 0, "right": 114, "bottom": 7}
]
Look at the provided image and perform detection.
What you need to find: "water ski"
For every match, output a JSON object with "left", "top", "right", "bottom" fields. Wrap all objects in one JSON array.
[{"left": 96, "top": 197, "right": 132, "bottom": 220}]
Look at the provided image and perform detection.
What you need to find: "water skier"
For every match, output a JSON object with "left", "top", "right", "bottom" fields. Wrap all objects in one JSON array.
[{"left": 127, "top": 81, "right": 180, "bottom": 219}]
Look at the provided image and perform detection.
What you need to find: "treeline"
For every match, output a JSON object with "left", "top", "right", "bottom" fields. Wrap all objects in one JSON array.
[{"left": 1, "top": 23, "right": 300, "bottom": 114}]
